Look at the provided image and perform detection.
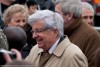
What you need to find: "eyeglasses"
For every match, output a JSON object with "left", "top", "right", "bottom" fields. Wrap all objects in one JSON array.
[
  {"left": 31, "top": 28, "right": 49, "bottom": 34},
  {"left": 83, "top": 16, "right": 93, "bottom": 19}
]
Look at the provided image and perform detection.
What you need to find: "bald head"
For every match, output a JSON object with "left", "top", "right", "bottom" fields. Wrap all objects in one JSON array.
[{"left": 3, "top": 26, "right": 27, "bottom": 51}]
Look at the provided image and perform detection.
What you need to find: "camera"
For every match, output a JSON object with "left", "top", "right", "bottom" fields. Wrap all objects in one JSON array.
[{"left": 0, "top": 49, "right": 16, "bottom": 65}]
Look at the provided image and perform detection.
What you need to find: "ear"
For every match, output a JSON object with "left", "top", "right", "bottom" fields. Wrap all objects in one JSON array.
[
  {"left": 63, "top": 13, "right": 73, "bottom": 22},
  {"left": 52, "top": 28, "right": 59, "bottom": 38},
  {"left": 67, "top": 13, "right": 73, "bottom": 20}
]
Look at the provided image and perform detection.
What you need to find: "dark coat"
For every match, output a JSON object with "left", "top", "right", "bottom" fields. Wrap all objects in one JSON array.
[
  {"left": 21, "top": 23, "right": 36, "bottom": 58},
  {"left": 65, "top": 17, "right": 100, "bottom": 67}
]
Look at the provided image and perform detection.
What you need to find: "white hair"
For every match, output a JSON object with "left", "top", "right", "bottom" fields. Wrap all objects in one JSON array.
[
  {"left": 82, "top": 2, "right": 94, "bottom": 14},
  {"left": 28, "top": 10, "right": 64, "bottom": 37},
  {"left": 55, "top": 0, "right": 82, "bottom": 18},
  {"left": 55, "top": 0, "right": 81, "bottom": 4},
  {"left": 62, "top": 1, "right": 82, "bottom": 18}
]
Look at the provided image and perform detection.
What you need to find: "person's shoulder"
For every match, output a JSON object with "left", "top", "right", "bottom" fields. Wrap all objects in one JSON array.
[
  {"left": 81, "top": 23, "right": 100, "bottom": 37},
  {"left": 0, "top": 29, "right": 5, "bottom": 37},
  {"left": 30, "top": 45, "right": 43, "bottom": 54},
  {"left": 0, "top": 29, "right": 3, "bottom": 32},
  {"left": 25, "top": 45, "right": 42, "bottom": 61},
  {"left": 31, "top": 44, "right": 39, "bottom": 50},
  {"left": 63, "top": 43, "right": 88, "bottom": 65},
  {"left": 65, "top": 43, "right": 84, "bottom": 55}
]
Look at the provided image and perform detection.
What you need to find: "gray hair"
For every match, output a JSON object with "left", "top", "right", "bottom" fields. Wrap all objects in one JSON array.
[
  {"left": 28, "top": 10, "right": 64, "bottom": 37},
  {"left": 82, "top": 2, "right": 94, "bottom": 14},
  {"left": 55, "top": 0, "right": 81, "bottom": 4},
  {"left": 55, "top": 0, "right": 82, "bottom": 18}
]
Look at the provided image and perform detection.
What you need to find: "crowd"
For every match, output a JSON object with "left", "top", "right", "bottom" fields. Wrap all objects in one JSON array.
[{"left": 0, "top": 0, "right": 100, "bottom": 67}]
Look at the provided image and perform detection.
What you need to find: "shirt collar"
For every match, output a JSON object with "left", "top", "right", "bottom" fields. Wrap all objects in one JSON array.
[{"left": 48, "top": 37, "right": 60, "bottom": 54}]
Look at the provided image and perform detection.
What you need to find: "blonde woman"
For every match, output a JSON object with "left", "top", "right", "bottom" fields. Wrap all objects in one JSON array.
[{"left": 3, "top": 4, "right": 28, "bottom": 28}]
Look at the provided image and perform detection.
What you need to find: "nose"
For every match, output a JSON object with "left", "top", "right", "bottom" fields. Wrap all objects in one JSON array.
[
  {"left": 19, "top": 22, "right": 25, "bottom": 28},
  {"left": 32, "top": 32, "right": 39, "bottom": 39},
  {"left": 87, "top": 18, "right": 93, "bottom": 25}
]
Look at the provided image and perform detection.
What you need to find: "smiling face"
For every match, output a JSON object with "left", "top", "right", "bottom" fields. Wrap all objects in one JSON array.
[
  {"left": 8, "top": 12, "right": 27, "bottom": 28},
  {"left": 31, "top": 20, "right": 58, "bottom": 51}
]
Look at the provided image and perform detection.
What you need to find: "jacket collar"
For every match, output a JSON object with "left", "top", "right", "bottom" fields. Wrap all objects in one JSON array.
[
  {"left": 53, "top": 36, "right": 71, "bottom": 57},
  {"left": 37, "top": 36, "right": 71, "bottom": 57},
  {"left": 64, "top": 17, "right": 82, "bottom": 36}
]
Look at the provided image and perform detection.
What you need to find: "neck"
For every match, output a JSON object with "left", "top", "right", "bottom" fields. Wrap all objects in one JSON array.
[
  {"left": 43, "top": 37, "right": 60, "bottom": 52},
  {"left": 64, "top": 17, "right": 82, "bottom": 36}
]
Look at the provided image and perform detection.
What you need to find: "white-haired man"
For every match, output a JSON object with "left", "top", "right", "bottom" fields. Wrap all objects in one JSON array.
[
  {"left": 3, "top": 10, "right": 88, "bottom": 67},
  {"left": 82, "top": 2, "right": 94, "bottom": 25},
  {"left": 55, "top": 0, "right": 100, "bottom": 67}
]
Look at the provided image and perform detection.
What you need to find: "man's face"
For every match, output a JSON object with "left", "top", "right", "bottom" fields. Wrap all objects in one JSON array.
[
  {"left": 55, "top": 3, "right": 63, "bottom": 17},
  {"left": 1, "top": 0, "right": 15, "bottom": 6},
  {"left": 31, "top": 20, "right": 57, "bottom": 50},
  {"left": 82, "top": 8, "right": 94, "bottom": 25},
  {"left": 28, "top": 5, "right": 37, "bottom": 15},
  {"left": 55, "top": 3, "right": 72, "bottom": 30}
]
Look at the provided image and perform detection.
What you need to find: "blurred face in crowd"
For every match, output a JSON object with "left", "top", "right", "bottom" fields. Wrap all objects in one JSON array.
[
  {"left": 55, "top": 3, "right": 72, "bottom": 30},
  {"left": 82, "top": 8, "right": 94, "bottom": 25},
  {"left": 31, "top": 20, "right": 58, "bottom": 51},
  {"left": 0, "top": 0, "right": 15, "bottom": 6},
  {"left": 8, "top": 12, "right": 27, "bottom": 28},
  {"left": 55, "top": 3, "right": 63, "bottom": 17},
  {"left": 28, "top": 5, "right": 37, "bottom": 15}
]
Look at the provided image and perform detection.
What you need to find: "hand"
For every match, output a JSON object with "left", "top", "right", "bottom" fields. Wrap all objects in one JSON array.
[{"left": 3, "top": 49, "right": 22, "bottom": 63}]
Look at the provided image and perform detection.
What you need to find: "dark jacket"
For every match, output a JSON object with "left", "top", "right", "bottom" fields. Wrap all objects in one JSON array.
[
  {"left": 65, "top": 17, "right": 100, "bottom": 67},
  {"left": 0, "top": 29, "right": 8, "bottom": 65},
  {"left": 21, "top": 23, "right": 36, "bottom": 58},
  {"left": 0, "top": 16, "right": 5, "bottom": 29}
]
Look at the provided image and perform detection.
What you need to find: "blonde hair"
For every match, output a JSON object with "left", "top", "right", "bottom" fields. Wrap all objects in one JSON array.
[{"left": 3, "top": 4, "right": 28, "bottom": 25}]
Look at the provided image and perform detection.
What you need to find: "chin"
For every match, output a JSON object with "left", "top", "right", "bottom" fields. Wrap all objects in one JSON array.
[{"left": 38, "top": 44, "right": 43, "bottom": 48}]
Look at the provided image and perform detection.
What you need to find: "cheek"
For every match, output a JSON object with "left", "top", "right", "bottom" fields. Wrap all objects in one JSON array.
[
  {"left": 82, "top": 19, "right": 86, "bottom": 21},
  {"left": 8, "top": 22, "right": 18, "bottom": 26},
  {"left": 45, "top": 34, "right": 54, "bottom": 42},
  {"left": 42, "top": 34, "right": 51, "bottom": 42},
  {"left": 23, "top": 22, "right": 26, "bottom": 25}
]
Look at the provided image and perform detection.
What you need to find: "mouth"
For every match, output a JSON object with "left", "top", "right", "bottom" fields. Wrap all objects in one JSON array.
[
  {"left": 36, "top": 38, "right": 43, "bottom": 44},
  {"left": 36, "top": 38, "right": 44, "bottom": 48}
]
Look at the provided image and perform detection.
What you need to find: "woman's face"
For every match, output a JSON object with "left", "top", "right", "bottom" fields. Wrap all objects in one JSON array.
[{"left": 8, "top": 12, "right": 27, "bottom": 28}]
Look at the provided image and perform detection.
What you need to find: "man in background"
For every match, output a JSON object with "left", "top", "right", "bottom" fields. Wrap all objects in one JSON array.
[
  {"left": 55, "top": 0, "right": 100, "bottom": 67},
  {"left": 82, "top": 2, "right": 94, "bottom": 25},
  {"left": 26, "top": 0, "right": 38, "bottom": 16}
]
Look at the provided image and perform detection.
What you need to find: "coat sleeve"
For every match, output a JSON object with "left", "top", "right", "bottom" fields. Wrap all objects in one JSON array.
[
  {"left": 0, "top": 29, "right": 8, "bottom": 50},
  {"left": 84, "top": 31, "right": 100, "bottom": 67},
  {"left": 70, "top": 53, "right": 88, "bottom": 67}
]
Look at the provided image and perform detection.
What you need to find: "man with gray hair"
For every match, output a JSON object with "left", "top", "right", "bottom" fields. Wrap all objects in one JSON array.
[
  {"left": 3, "top": 10, "right": 88, "bottom": 67},
  {"left": 55, "top": 0, "right": 100, "bottom": 67},
  {"left": 25, "top": 10, "right": 88, "bottom": 67},
  {"left": 82, "top": 2, "right": 94, "bottom": 25}
]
